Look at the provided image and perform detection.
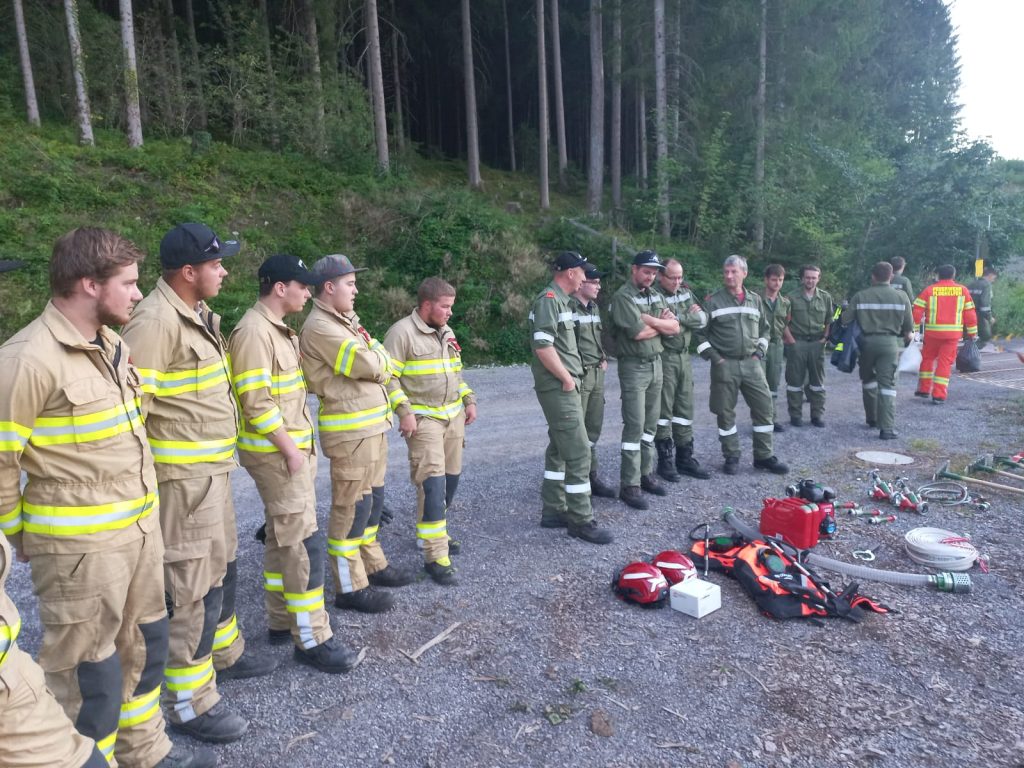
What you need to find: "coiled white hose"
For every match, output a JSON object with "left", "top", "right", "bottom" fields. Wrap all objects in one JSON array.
[{"left": 904, "top": 527, "right": 978, "bottom": 571}]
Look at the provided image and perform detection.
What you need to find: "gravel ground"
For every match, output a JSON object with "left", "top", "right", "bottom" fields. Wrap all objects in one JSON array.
[{"left": 8, "top": 348, "right": 1024, "bottom": 768}]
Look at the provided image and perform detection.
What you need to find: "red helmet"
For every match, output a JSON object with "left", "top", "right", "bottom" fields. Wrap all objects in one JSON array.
[
  {"left": 612, "top": 562, "right": 669, "bottom": 607},
  {"left": 652, "top": 550, "right": 697, "bottom": 585}
]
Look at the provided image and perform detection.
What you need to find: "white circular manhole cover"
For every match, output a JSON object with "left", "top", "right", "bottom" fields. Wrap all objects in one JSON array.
[{"left": 855, "top": 450, "right": 914, "bottom": 465}]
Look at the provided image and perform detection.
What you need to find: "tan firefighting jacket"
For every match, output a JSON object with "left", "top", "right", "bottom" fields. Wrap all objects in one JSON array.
[
  {"left": 227, "top": 301, "right": 316, "bottom": 467},
  {"left": 0, "top": 303, "right": 158, "bottom": 556},
  {"left": 1, "top": 532, "right": 22, "bottom": 670},
  {"left": 299, "top": 299, "right": 392, "bottom": 450},
  {"left": 382, "top": 310, "right": 475, "bottom": 423},
  {"left": 121, "top": 278, "right": 238, "bottom": 481}
]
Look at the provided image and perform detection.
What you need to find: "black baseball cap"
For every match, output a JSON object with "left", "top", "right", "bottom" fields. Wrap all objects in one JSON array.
[
  {"left": 259, "top": 254, "right": 323, "bottom": 287},
  {"left": 583, "top": 265, "right": 605, "bottom": 280},
  {"left": 160, "top": 223, "right": 240, "bottom": 269},
  {"left": 553, "top": 251, "right": 588, "bottom": 271},
  {"left": 633, "top": 250, "right": 665, "bottom": 270}
]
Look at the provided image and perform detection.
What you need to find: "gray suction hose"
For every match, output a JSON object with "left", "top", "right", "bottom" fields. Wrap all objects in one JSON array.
[{"left": 721, "top": 508, "right": 971, "bottom": 594}]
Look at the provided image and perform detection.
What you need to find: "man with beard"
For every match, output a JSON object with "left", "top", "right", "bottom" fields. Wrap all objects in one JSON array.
[
  {"left": 384, "top": 278, "right": 478, "bottom": 585},
  {"left": 0, "top": 229, "right": 214, "bottom": 767}
]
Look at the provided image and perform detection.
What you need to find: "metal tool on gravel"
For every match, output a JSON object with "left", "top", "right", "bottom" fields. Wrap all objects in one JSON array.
[
  {"left": 967, "top": 456, "right": 1024, "bottom": 484},
  {"left": 934, "top": 460, "right": 1024, "bottom": 496}
]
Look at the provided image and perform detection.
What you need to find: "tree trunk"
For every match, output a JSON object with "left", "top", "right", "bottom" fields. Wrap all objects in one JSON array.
[
  {"left": 669, "top": 0, "right": 681, "bottom": 149},
  {"left": 536, "top": 0, "right": 550, "bottom": 210},
  {"left": 365, "top": 0, "right": 389, "bottom": 171},
  {"left": 638, "top": 82, "right": 648, "bottom": 190},
  {"left": 301, "top": 0, "right": 326, "bottom": 156},
  {"left": 390, "top": 0, "right": 405, "bottom": 152},
  {"left": 502, "top": 0, "right": 516, "bottom": 171},
  {"left": 653, "top": 0, "right": 670, "bottom": 237},
  {"left": 754, "top": 0, "right": 767, "bottom": 252},
  {"left": 586, "top": 0, "right": 604, "bottom": 215},
  {"left": 258, "top": 0, "right": 280, "bottom": 149},
  {"left": 63, "top": 0, "right": 94, "bottom": 146},
  {"left": 161, "top": 0, "right": 183, "bottom": 128},
  {"left": 549, "top": 0, "right": 567, "bottom": 190},
  {"left": 183, "top": 0, "right": 207, "bottom": 129},
  {"left": 461, "top": 0, "right": 482, "bottom": 189},
  {"left": 610, "top": 0, "right": 622, "bottom": 218},
  {"left": 119, "top": 0, "right": 144, "bottom": 147},
  {"left": 12, "top": 0, "right": 40, "bottom": 127}
]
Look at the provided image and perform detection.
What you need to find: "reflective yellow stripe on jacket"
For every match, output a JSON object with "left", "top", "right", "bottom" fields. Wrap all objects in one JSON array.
[
  {"left": 319, "top": 404, "right": 390, "bottom": 433},
  {"left": 21, "top": 492, "right": 157, "bottom": 536},
  {"left": 0, "top": 500, "right": 21, "bottom": 536},
  {"left": 30, "top": 400, "right": 143, "bottom": 446},
  {"left": 409, "top": 400, "right": 465, "bottom": 419},
  {"left": 0, "top": 618, "right": 21, "bottom": 668},
  {"left": 137, "top": 361, "right": 230, "bottom": 398},
  {"left": 392, "top": 357, "right": 464, "bottom": 376},
  {"left": 232, "top": 368, "right": 306, "bottom": 397},
  {"left": 0, "top": 420, "right": 32, "bottom": 452},
  {"left": 237, "top": 429, "right": 313, "bottom": 453},
  {"left": 148, "top": 437, "right": 236, "bottom": 465}
]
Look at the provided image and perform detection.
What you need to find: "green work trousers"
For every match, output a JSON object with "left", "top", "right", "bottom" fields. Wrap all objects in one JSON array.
[
  {"left": 618, "top": 357, "right": 663, "bottom": 487},
  {"left": 977, "top": 313, "right": 993, "bottom": 350},
  {"left": 579, "top": 365, "right": 606, "bottom": 473},
  {"left": 656, "top": 350, "right": 694, "bottom": 444},
  {"left": 763, "top": 339, "right": 784, "bottom": 422},
  {"left": 858, "top": 335, "right": 900, "bottom": 432},
  {"left": 536, "top": 383, "right": 593, "bottom": 527},
  {"left": 709, "top": 358, "right": 775, "bottom": 460},
  {"left": 785, "top": 340, "right": 827, "bottom": 420}
]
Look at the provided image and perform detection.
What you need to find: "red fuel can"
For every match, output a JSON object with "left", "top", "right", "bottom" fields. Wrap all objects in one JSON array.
[{"left": 759, "top": 497, "right": 822, "bottom": 549}]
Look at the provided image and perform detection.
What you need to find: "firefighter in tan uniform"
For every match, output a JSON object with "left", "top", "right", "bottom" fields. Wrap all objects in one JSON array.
[
  {"left": 227, "top": 255, "right": 362, "bottom": 673},
  {"left": 0, "top": 530, "right": 108, "bottom": 768},
  {"left": 383, "top": 278, "right": 478, "bottom": 586},
  {"left": 0, "top": 229, "right": 213, "bottom": 767},
  {"left": 300, "top": 254, "right": 412, "bottom": 615},
  {"left": 122, "top": 223, "right": 274, "bottom": 745}
]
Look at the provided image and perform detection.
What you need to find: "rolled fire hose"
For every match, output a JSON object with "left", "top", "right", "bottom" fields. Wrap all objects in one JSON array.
[
  {"left": 903, "top": 527, "right": 979, "bottom": 572},
  {"left": 721, "top": 508, "right": 971, "bottom": 594}
]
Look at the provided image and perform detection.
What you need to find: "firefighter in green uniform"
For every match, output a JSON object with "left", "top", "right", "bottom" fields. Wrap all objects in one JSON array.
[
  {"left": 695, "top": 255, "right": 788, "bottom": 476},
  {"left": 967, "top": 267, "right": 997, "bottom": 349},
  {"left": 756, "top": 264, "right": 791, "bottom": 433},
  {"left": 784, "top": 265, "right": 834, "bottom": 427},
  {"left": 653, "top": 258, "right": 710, "bottom": 482},
  {"left": 529, "top": 252, "right": 613, "bottom": 545},
  {"left": 609, "top": 251, "right": 680, "bottom": 510},
  {"left": 889, "top": 257, "right": 913, "bottom": 298},
  {"left": 842, "top": 262, "right": 914, "bottom": 439},
  {"left": 569, "top": 265, "right": 617, "bottom": 498}
]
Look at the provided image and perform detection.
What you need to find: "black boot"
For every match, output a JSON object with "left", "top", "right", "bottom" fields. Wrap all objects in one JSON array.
[
  {"left": 641, "top": 473, "right": 667, "bottom": 496},
  {"left": 655, "top": 438, "right": 680, "bottom": 482},
  {"left": 589, "top": 471, "right": 618, "bottom": 498},
  {"left": 675, "top": 441, "right": 711, "bottom": 480}
]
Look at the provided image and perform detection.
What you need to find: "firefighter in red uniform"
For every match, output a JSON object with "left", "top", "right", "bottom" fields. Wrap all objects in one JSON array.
[{"left": 911, "top": 264, "right": 978, "bottom": 404}]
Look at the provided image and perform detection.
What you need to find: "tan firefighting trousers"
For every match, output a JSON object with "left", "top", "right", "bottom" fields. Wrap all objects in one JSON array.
[
  {"left": 30, "top": 533, "right": 172, "bottom": 768},
  {"left": 249, "top": 454, "right": 332, "bottom": 650},
  {"left": 0, "top": 643, "right": 105, "bottom": 768},
  {"left": 406, "top": 413, "right": 465, "bottom": 564},
  {"left": 326, "top": 433, "right": 388, "bottom": 594},
  {"left": 159, "top": 472, "right": 242, "bottom": 724},
  {"left": 211, "top": 492, "right": 244, "bottom": 673}
]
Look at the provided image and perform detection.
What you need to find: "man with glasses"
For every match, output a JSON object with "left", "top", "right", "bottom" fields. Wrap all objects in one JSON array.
[{"left": 123, "top": 223, "right": 275, "bottom": 746}]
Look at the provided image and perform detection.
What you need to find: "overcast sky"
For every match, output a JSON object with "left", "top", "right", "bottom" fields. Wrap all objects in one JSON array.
[{"left": 948, "top": 0, "right": 1024, "bottom": 160}]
